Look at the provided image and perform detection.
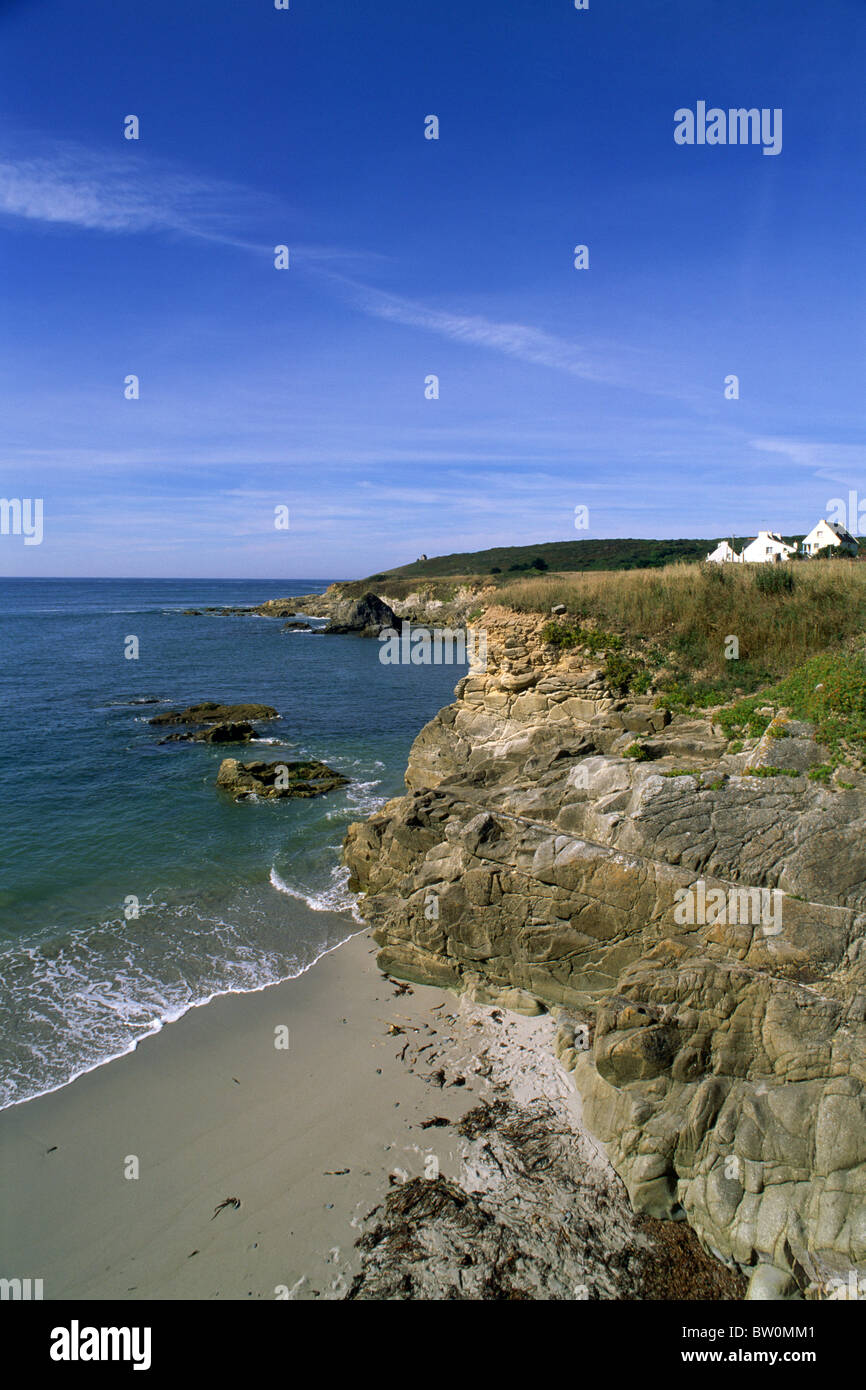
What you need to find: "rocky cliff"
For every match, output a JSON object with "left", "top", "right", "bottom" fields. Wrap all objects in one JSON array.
[{"left": 344, "top": 606, "right": 866, "bottom": 1298}]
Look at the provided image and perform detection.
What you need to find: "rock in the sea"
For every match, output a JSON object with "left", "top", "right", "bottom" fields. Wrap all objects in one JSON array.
[
  {"left": 282, "top": 621, "right": 312, "bottom": 632},
  {"left": 324, "top": 592, "right": 400, "bottom": 638},
  {"left": 160, "top": 721, "right": 255, "bottom": 745},
  {"left": 149, "top": 701, "right": 279, "bottom": 727},
  {"left": 217, "top": 758, "right": 348, "bottom": 800}
]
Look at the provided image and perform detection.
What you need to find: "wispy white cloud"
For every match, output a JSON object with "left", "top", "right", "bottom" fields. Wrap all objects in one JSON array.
[
  {"left": 0, "top": 137, "right": 376, "bottom": 265},
  {"left": 0, "top": 138, "right": 699, "bottom": 405},
  {"left": 327, "top": 273, "right": 630, "bottom": 389},
  {"left": 315, "top": 272, "right": 713, "bottom": 407},
  {"left": 0, "top": 140, "right": 266, "bottom": 244}
]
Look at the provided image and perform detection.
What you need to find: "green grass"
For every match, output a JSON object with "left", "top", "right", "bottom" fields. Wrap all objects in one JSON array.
[
  {"left": 717, "top": 653, "right": 866, "bottom": 760},
  {"left": 540, "top": 621, "right": 622, "bottom": 653},
  {"left": 742, "top": 765, "right": 803, "bottom": 778},
  {"left": 499, "top": 561, "right": 866, "bottom": 706},
  {"left": 624, "top": 742, "right": 651, "bottom": 761},
  {"left": 808, "top": 764, "right": 833, "bottom": 783}
]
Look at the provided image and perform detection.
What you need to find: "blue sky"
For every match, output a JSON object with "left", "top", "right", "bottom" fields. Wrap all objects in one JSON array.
[{"left": 1, "top": 0, "right": 864, "bottom": 578}]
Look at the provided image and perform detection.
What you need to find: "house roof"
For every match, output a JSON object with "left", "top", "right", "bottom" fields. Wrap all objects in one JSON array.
[
  {"left": 749, "top": 531, "right": 790, "bottom": 546},
  {"left": 824, "top": 519, "right": 857, "bottom": 543}
]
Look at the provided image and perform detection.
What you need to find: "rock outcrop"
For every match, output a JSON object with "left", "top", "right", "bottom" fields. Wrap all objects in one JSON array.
[
  {"left": 159, "top": 721, "right": 256, "bottom": 745},
  {"left": 149, "top": 701, "right": 279, "bottom": 727},
  {"left": 343, "top": 607, "right": 866, "bottom": 1295},
  {"left": 323, "top": 592, "right": 401, "bottom": 638},
  {"left": 217, "top": 757, "right": 348, "bottom": 800}
]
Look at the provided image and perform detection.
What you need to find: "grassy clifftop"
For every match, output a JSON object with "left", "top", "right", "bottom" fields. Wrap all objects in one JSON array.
[
  {"left": 498, "top": 560, "right": 866, "bottom": 764},
  {"left": 331, "top": 551, "right": 866, "bottom": 764}
]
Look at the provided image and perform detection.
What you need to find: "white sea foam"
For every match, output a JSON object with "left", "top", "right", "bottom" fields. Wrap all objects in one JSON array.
[
  {"left": 269, "top": 863, "right": 361, "bottom": 919},
  {"left": 326, "top": 779, "right": 388, "bottom": 820},
  {"left": 0, "top": 889, "right": 360, "bottom": 1112}
]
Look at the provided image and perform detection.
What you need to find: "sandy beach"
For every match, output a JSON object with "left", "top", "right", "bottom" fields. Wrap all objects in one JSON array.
[
  {"left": 1, "top": 924, "right": 746, "bottom": 1301},
  {"left": 0, "top": 926, "right": 477, "bottom": 1300}
]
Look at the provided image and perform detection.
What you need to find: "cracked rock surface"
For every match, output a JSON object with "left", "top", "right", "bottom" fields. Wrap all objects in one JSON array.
[{"left": 344, "top": 608, "right": 866, "bottom": 1292}]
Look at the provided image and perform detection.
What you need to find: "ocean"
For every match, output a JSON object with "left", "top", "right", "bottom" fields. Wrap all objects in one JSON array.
[{"left": 0, "top": 578, "right": 464, "bottom": 1109}]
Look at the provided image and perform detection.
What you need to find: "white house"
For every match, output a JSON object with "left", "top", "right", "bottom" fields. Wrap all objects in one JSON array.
[
  {"left": 741, "top": 531, "right": 797, "bottom": 564},
  {"left": 706, "top": 539, "right": 742, "bottom": 563},
  {"left": 801, "top": 518, "right": 858, "bottom": 558}
]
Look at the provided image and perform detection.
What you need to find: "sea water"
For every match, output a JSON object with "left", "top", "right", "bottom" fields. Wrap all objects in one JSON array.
[{"left": 0, "top": 578, "right": 464, "bottom": 1107}]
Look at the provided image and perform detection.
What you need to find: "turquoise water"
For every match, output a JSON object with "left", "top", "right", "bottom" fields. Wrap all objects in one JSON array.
[{"left": 0, "top": 579, "right": 464, "bottom": 1108}]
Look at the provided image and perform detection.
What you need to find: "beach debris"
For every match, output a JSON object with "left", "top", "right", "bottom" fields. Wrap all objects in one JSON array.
[
  {"left": 232, "top": 1077, "right": 241, "bottom": 1085},
  {"left": 456, "top": 1099, "right": 510, "bottom": 1138},
  {"left": 188, "top": 1250, "right": 199, "bottom": 1258},
  {"left": 346, "top": 1092, "right": 744, "bottom": 1302},
  {"left": 392, "top": 981, "right": 414, "bottom": 997},
  {"left": 420, "top": 1117, "right": 450, "bottom": 1129},
  {"left": 323, "top": 1169, "right": 350, "bottom": 1176},
  {"left": 46, "top": 1145, "right": 57, "bottom": 1154},
  {"left": 211, "top": 1196, "right": 242, "bottom": 1219},
  {"left": 386, "top": 1023, "right": 404, "bottom": 1036},
  {"left": 426, "top": 1068, "right": 447, "bottom": 1088}
]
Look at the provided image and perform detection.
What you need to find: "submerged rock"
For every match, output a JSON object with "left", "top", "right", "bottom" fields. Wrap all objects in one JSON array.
[
  {"left": 216, "top": 757, "right": 348, "bottom": 800},
  {"left": 149, "top": 701, "right": 278, "bottom": 727}
]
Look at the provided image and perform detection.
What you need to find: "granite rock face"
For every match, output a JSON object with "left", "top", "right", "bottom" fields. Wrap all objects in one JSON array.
[{"left": 344, "top": 607, "right": 866, "bottom": 1293}]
